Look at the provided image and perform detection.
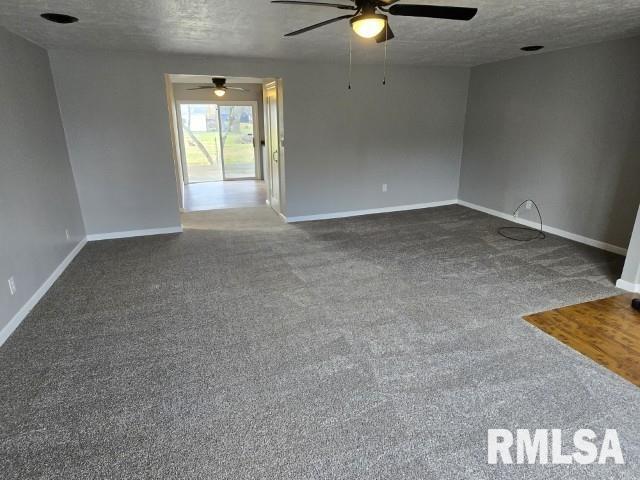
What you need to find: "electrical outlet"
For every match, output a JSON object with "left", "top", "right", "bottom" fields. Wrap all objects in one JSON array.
[
  {"left": 382, "top": 183, "right": 388, "bottom": 193},
  {"left": 525, "top": 201, "right": 533, "bottom": 210},
  {"left": 8, "top": 276, "right": 16, "bottom": 296},
  {"left": 65, "top": 229, "right": 71, "bottom": 241}
]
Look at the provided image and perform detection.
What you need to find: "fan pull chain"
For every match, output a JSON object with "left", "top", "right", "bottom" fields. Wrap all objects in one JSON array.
[
  {"left": 382, "top": 24, "right": 388, "bottom": 85},
  {"left": 348, "top": 34, "right": 353, "bottom": 90}
]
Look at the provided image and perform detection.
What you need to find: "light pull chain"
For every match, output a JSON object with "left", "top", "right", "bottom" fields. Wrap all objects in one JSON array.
[
  {"left": 382, "top": 24, "right": 388, "bottom": 86},
  {"left": 348, "top": 34, "right": 353, "bottom": 90}
]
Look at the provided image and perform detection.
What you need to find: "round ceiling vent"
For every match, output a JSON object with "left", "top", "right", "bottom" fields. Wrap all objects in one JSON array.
[{"left": 40, "top": 13, "right": 79, "bottom": 24}]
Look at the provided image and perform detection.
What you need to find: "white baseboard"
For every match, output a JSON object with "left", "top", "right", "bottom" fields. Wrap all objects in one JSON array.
[
  {"left": 86, "top": 226, "right": 183, "bottom": 241},
  {"left": 284, "top": 199, "right": 627, "bottom": 256},
  {"left": 1, "top": 225, "right": 182, "bottom": 346},
  {"left": 616, "top": 279, "right": 640, "bottom": 293},
  {"left": 0, "top": 239, "right": 87, "bottom": 347},
  {"left": 284, "top": 200, "right": 458, "bottom": 223},
  {"left": 1, "top": 200, "right": 629, "bottom": 346},
  {"left": 458, "top": 200, "right": 628, "bottom": 256}
]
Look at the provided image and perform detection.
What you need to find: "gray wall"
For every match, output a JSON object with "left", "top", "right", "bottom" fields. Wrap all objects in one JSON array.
[
  {"left": 459, "top": 36, "right": 640, "bottom": 249},
  {"left": 48, "top": 49, "right": 469, "bottom": 230},
  {"left": 0, "top": 27, "right": 84, "bottom": 330}
]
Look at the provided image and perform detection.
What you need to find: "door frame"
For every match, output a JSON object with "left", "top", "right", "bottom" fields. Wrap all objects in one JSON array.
[
  {"left": 175, "top": 100, "right": 260, "bottom": 183},
  {"left": 263, "top": 81, "right": 282, "bottom": 214}
]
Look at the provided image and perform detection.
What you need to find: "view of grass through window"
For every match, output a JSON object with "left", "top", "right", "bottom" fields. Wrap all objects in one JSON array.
[{"left": 180, "top": 104, "right": 256, "bottom": 182}]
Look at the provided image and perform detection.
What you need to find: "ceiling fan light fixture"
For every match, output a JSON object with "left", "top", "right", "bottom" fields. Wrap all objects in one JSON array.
[
  {"left": 214, "top": 88, "right": 226, "bottom": 97},
  {"left": 350, "top": 13, "right": 387, "bottom": 39}
]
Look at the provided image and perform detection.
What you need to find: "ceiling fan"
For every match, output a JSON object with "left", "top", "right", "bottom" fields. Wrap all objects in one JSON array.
[
  {"left": 187, "top": 78, "right": 249, "bottom": 97},
  {"left": 272, "top": 0, "right": 477, "bottom": 43}
]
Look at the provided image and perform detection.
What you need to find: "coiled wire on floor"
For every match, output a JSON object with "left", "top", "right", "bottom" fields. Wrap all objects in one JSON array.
[{"left": 498, "top": 199, "right": 546, "bottom": 242}]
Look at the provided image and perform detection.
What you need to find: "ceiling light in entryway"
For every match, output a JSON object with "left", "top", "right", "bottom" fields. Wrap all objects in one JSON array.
[{"left": 40, "top": 13, "right": 79, "bottom": 24}]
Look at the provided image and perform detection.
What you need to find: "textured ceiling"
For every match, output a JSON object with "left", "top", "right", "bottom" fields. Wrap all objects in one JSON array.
[
  {"left": 169, "top": 74, "right": 266, "bottom": 84},
  {"left": 1, "top": 1, "right": 640, "bottom": 66}
]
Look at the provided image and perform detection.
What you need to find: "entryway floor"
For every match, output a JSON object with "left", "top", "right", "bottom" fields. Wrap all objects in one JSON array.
[
  {"left": 524, "top": 293, "right": 640, "bottom": 387},
  {"left": 183, "top": 180, "right": 267, "bottom": 211}
]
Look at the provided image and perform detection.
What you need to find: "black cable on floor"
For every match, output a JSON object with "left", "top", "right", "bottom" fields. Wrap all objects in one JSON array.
[{"left": 498, "top": 199, "right": 546, "bottom": 242}]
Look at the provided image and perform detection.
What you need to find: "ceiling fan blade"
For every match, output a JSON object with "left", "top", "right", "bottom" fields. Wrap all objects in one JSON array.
[
  {"left": 375, "top": 24, "right": 395, "bottom": 43},
  {"left": 388, "top": 4, "right": 478, "bottom": 21},
  {"left": 226, "top": 87, "right": 249, "bottom": 92},
  {"left": 377, "top": 0, "right": 401, "bottom": 4},
  {"left": 271, "top": 1, "right": 356, "bottom": 10},
  {"left": 284, "top": 14, "right": 354, "bottom": 36},
  {"left": 187, "top": 86, "right": 216, "bottom": 90}
]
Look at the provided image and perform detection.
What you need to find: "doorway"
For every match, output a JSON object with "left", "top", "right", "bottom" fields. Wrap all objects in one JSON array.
[
  {"left": 177, "top": 101, "right": 259, "bottom": 183},
  {"left": 165, "top": 74, "right": 284, "bottom": 215}
]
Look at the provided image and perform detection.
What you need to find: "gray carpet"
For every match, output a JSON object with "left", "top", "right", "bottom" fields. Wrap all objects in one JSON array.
[{"left": 1, "top": 205, "right": 638, "bottom": 479}]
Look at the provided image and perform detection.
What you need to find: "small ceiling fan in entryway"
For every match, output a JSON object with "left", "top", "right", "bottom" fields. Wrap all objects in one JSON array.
[
  {"left": 271, "top": 0, "right": 477, "bottom": 43},
  {"left": 187, "top": 78, "right": 249, "bottom": 97}
]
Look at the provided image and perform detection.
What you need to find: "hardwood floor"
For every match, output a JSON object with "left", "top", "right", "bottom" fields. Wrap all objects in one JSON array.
[
  {"left": 524, "top": 294, "right": 640, "bottom": 386},
  {"left": 183, "top": 180, "right": 267, "bottom": 212}
]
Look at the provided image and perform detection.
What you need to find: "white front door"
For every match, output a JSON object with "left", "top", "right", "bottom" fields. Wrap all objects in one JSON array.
[{"left": 265, "top": 84, "right": 280, "bottom": 212}]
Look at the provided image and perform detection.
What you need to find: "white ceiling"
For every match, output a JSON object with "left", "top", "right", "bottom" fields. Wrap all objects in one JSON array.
[{"left": 1, "top": 1, "right": 639, "bottom": 66}]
